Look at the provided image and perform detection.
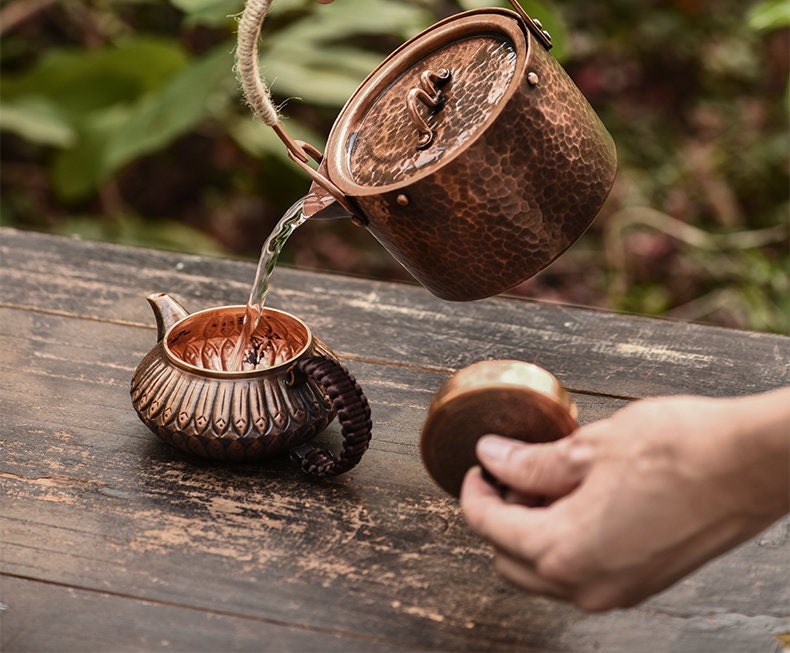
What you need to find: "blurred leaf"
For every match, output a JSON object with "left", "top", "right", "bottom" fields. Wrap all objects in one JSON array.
[
  {"left": 0, "top": 97, "right": 76, "bottom": 147},
  {"left": 747, "top": 0, "right": 790, "bottom": 31},
  {"left": 228, "top": 113, "right": 325, "bottom": 164},
  {"left": 263, "top": 45, "right": 385, "bottom": 105},
  {"left": 51, "top": 106, "right": 130, "bottom": 200},
  {"left": 169, "top": 0, "right": 245, "bottom": 26},
  {"left": 56, "top": 213, "right": 225, "bottom": 255},
  {"left": 2, "top": 38, "right": 189, "bottom": 118},
  {"left": 458, "top": 0, "right": 568, "bottom": 61},
  {"left": 622, "top": 283, "right": 673, "bottom": 315},
  {"left": 261, "top": 0, "right": 434, "bottom": 105},
  {"left": 5, "top": 39, "right": 189, "bottom": 199},
  {"left": 304, "top": 0, "right": 434, "bottom": 37},
  {"left": 51, "top": 45, "right": 236, "bottom": 201},
  {"left": 168, "top": 0, "right": 308, "bottom": 26},
  {"left": 104, "top": 45, "right": 236, "bottom": 174}
]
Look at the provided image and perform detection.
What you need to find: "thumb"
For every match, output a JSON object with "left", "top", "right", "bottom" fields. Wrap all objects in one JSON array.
[{"left": 476, "top": 434, "right": 589, "bottom": 497}]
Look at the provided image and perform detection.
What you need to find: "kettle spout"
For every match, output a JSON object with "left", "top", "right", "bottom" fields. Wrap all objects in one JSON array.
[
  {"left": 302, "top": 186, "right": 356, "bottom": 221},
  {"left": 146, "top": 292, "right": 189, "bottom": 342},
  {"left": 301, "top": 158, "right": 365, "bottom": 223}
]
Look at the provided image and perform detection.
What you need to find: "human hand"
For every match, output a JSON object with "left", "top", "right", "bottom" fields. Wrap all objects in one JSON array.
[{"left": 460, "top": 388, "right": 790, "bottom": 611}]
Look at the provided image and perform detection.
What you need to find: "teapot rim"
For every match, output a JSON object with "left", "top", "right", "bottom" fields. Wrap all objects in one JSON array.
[{"left": 161, "top": 304, "right": 314, "bottom": 379}]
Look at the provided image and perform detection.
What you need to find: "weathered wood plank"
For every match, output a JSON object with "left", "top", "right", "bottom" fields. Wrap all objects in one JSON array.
[
  {"left": 2, "top": 227, "right": 788, "bottom": 400},
  {"left": 1, "top": 575, "right": 413, "bottom": 652},
  {"left": 2, "top": 229, "right": 789, "bottom": 652},
  {"left": 1, "top": 304, "right": 788, "bottom": 652},
  {"left": 4, "top": 574, "right": 787, "bottom": 653}
]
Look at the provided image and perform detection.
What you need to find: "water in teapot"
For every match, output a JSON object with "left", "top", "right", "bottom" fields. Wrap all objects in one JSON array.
[{"left": 225, "top": 197, "right": 308, "bottom": 371}]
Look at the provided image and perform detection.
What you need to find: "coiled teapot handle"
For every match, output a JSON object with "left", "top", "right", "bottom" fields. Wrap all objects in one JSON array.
[{"left": 288, "top": 355, "right": 372, "bottom": 477}]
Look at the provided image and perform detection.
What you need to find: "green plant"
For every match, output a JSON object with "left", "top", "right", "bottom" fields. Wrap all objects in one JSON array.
[{"left": 1, "top": 0, "right": 787, "bottom": 332}]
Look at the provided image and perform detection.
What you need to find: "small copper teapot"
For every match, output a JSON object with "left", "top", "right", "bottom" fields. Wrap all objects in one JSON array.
[
  {"left": 130, "top": 293, "right": 372, "bottom": 476},
  {"left": 237, "top": 0, "right": 617, "bottom": 301}
]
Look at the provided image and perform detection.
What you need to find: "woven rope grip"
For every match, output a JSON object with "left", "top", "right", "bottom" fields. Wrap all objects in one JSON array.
[{"left": 288, "top": 355, "right": 372, "bottom": 477}]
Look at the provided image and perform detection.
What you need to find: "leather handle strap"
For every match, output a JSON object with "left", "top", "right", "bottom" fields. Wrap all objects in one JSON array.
[{"left": 289, "top": 355, "right": 372, "bottom": 477}]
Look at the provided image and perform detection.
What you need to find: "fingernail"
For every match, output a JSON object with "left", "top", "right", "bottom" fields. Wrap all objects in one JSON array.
[{"left": 476, "top": 434, "right": 513, "bottom": 463}]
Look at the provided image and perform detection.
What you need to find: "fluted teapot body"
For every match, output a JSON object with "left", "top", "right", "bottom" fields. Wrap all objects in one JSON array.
[{"left": 130, "top": 293, "right": 372, "bottom": 476}]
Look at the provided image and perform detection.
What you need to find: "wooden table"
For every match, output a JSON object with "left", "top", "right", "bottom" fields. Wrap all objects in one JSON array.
[{"left": 1, "top": 227, "right": 788, "bottom": 652}]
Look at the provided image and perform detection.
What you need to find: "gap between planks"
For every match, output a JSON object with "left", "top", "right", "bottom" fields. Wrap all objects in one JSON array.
[{"left": 0, "top": 300, "right": 641, "bottom": 401}]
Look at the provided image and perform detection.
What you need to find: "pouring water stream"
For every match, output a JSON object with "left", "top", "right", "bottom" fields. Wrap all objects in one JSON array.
[{"left": 226, "top": 197, "right": 308, "bottom": 371}]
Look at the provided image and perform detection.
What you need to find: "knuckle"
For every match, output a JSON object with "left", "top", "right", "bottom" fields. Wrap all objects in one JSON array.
[
  {"left": 561, "top": 436, "right": 595, "bottom": 470},
  {"left": 535, "top": 547, "right": 577, "bottom": 585}
]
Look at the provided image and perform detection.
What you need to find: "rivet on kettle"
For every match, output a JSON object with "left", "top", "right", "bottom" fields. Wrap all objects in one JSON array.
[
  {"left": 396, "top": 194, "right": 410, "bottom": 206},
  {"left": 527, "top": 72, "right": 540, "bottom": 86}
]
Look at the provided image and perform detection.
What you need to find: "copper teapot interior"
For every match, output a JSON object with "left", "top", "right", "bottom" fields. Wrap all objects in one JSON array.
[{"left": 165, "top": 306, "right": 309, "bottom": 373}]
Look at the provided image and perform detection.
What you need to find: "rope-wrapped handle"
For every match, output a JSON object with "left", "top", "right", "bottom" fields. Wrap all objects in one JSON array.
[
  {"left": 236, "top": 0, "right": 329, "bottom": 161},
  {"left": 237, "top": 0, "right": 282, "bottom": 128},
  {"left": 236, "top": 0, "right": 352, "bottom": 206},
  {"left": 289, "top": 355, "right": 372, "bottom": 477}
]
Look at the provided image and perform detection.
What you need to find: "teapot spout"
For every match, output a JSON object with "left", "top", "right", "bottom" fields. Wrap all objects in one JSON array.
[{"left": 146, "top": 292, "right": 189, "bottom": 342}]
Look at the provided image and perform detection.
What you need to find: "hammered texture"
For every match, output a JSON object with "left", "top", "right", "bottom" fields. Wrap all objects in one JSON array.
[
  {"left": 349, "top": 36, "right": 517, "bottom": 186},
  {"left": 332, "top": 17, "right": 617, "bottom": 301},
  {"left": 130, "top": 326, "right": 336, "bottom": 463}
]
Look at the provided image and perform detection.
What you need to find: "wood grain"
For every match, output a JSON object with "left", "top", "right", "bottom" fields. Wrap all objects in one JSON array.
[
  {"left": 1, "top": 227, "right": 788, "bottom": 652},
  {"left": 2, "top": 228, "right": 787, "bottom": 398}
]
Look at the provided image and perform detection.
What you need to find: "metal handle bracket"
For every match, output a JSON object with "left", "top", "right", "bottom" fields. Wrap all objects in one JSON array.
[{"left": 507, "top": 0, "right": 553, "bottom": 50}]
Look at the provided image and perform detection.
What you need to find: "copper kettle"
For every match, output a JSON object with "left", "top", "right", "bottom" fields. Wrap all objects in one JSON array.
[{"left": 237, "top": 0, "right": 617, "bottom": 300}]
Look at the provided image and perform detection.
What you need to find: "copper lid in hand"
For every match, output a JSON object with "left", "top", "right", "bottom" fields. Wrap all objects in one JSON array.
[{"left": 420, "top": 360, "right": 577, "bottom": 497}]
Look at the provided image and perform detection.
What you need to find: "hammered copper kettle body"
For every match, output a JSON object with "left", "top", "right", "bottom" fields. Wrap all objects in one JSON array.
[
  {"left": 130, "top": 293, "right": 372, "bottom": 476},
  {"left": 237, "top": 0, "right": 617, "bottom": 301}
]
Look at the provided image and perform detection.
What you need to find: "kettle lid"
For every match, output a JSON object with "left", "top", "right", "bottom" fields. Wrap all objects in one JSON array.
[{"left": 323, "top": 9, "right": 532, "bottom": 195}]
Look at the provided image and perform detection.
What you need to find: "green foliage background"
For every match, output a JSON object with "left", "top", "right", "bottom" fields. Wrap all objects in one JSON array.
[{"left": 1, "top": 0, "right": 788, "bottom": 332}]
